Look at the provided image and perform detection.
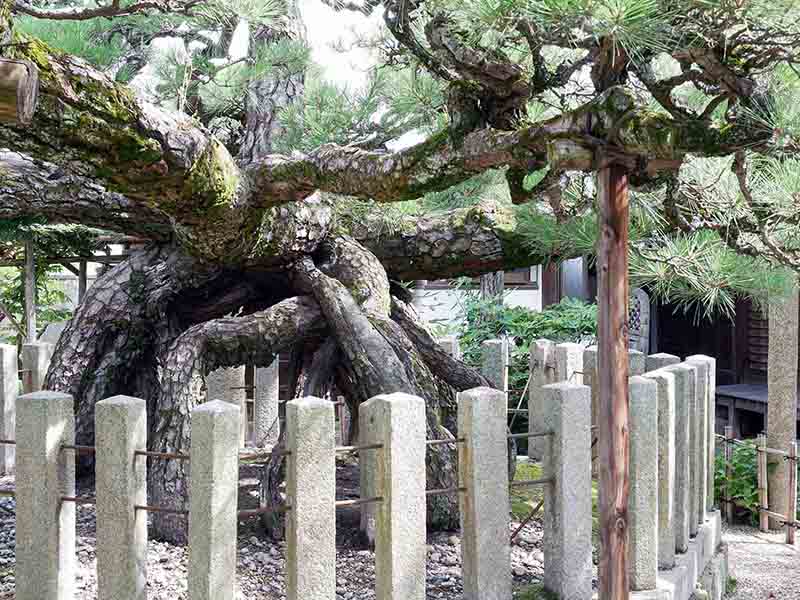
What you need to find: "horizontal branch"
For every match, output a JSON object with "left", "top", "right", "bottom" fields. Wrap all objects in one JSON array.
[{"left": 13, "top": 0, "right": 201, "bottom": 20}]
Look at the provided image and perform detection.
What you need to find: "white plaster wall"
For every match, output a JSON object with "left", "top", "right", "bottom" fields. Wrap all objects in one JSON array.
[{"left": 412, "top": 284, "right": 542, "bottom": 328}]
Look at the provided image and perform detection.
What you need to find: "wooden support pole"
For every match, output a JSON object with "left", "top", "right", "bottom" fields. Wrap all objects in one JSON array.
[
  {"left": 788, "top": 441, "right": 797, "bottom": 546},
  {"left": 758, "top": 433, "right": 769, "bottom": 532},
  {"left": 724, "top": 425, "right": 734, "bottom": 524},
  {"left": 23, "top": 240, "right": 36, "bottom": 343},
  {"left": 0, "top": 58, "right": 39, "bottom": 125},
  {"left": 597, "top": 161, "right": 630, "bottom": 600},
  {"left": 78, "top": 261, "right": 88, "bottom": 302}
]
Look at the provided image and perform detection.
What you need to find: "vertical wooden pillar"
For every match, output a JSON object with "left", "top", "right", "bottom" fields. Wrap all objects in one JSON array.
[
  {"left": 597, "top": 161, "right": 630, "bottom": 600},
  {"left": 724, "top": 425, "right": 734, "bottom": 524},
  {"left": 758, "top": 433, "right": 769, "bottom": 532},
  {"left": 24, "top": 239, "right": 36, "bottom": 343},
  {"left": 787, "top": 441, "right": 797, "bottom": 545},
  {"left": 78, "top": 261, "right": 88, "bottom": 302}
]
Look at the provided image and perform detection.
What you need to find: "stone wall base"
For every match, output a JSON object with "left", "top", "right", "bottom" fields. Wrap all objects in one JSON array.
[{"left": 618, "top": 510, "right": 729, "bottom": 600}]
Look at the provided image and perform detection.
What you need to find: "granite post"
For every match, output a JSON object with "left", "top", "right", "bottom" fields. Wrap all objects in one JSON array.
[
  {"left": 688, "top": 355, "right": 717, "bottom": 514},
  {"left": 628, "top": 376, "right": 659, "bottom": 591},
  {"left": 666, "top": 364, "right": 694, "bottom": 552},
  {"left": 646, "top": 353, "right": 680, "bottom": 373},
  {"left": 481, "top": 338, "right": 509, "bottom": 391},
  {"left": 458, "top": 387, "right": 511, "bottom": 600},
  {"left": 529, "top": 340, "right": 556, "bottom": 461},
  {"left": 96, "top": 396, "right": 147, "bottom": 600},
  {"left": 15, "top": 391, "right": 75, "bottom": 600},
  {"left": 286, "top": 397, "right": 336, "bottom": 600},
  {"left": 189, "top": 400, "right": 240, "bottom": 600},
  {"left": 361, "top": 393, "right": 426, "bottom": 600},
  {"left": 643, "top": 367, "right": 677, "bottom": 569},
  {"left": 206, "top": 366, "right": 247, "bottom": 446},
  {"left": 21, "top": 341, "right": 53, "bottom": 394},
  {"left": 254, "top": 359, "right": 280, "bottom": 447},
  {"left": 687, "top": 360, "right": 709, "bottom": 528},
  {"left": 542, "top": 382, "right": 592, "bottom": 599},
  {"left": 0, "top": 344, "right": 17, "bottom": 474}
]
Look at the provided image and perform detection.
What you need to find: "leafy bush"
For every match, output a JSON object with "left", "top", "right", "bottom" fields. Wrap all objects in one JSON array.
[
  {"left": 714, "top": 441, "right": 760, "bottom": 525},
  {"left": 452, "top": 290, "right": 598, "bottom": 433}
]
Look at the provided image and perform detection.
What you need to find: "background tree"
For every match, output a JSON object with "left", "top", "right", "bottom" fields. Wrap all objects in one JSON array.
[{"left": 3, "top": 0, "right": 800, "bottom": 563}]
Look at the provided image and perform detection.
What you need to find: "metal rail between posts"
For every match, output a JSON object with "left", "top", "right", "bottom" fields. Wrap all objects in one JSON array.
[
  {"left": 507, "top": 431, "right": 553, "bottom": 440},
  {"left": 61, "top": 496, "right": 95, "bottom": 505},
  {"left": 335, "top": 496, "right": 384, "bottom": 508},
  {"left": 426, "top": 438, "right": 465, "bottom": 446},
  {"left": 335, "top": 443, "right": 383, "bottom": 453},
  {"left": 0, "top": 439, "right": 15, "bottom": 445},
  {"left": 135, "top": 450, "right": 190, "bottom": 461},
  {"left": 510, "top": 477, "right": 554, "bottom": 489}
]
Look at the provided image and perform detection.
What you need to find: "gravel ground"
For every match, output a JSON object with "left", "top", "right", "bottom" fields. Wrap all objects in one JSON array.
[
  {"left": 0, "top": 463, "right": 555, "bottom": 600},
  {"left": 724, "top": 524, "right": 800, "bottom": 600}
]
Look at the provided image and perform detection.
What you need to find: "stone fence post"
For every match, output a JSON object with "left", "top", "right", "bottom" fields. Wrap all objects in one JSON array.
[
  {"left": 684, "top": 361, "right": 706, "bottom": 532},
  {"left": 0, "top": 344, "right": 17, "bottom": 475},
  {"left": 286, "top": 397, "right": 335, "bottom": 600},
  {"left": 687, "top": 354, "right": 716, "bottom": 514},
  {"left": 96, "top": 396, "right": 147, "bottom": 600},
  {"left": 458, "top": 387, "right": 511, "bottom": 600},
  {"left": 481, "top": 338, "right": 508, "bottom": 391},
  {"left": 628, "top": 376, "right": 658, "bottom": 591},
  {"left": 528, "top": 340, "right": 555, "bottom": 461},
  {"left": 15, "top": 391, "right": 75, "bottom": 600},
  {"left": 21, "top": 341, "right": 53, "bottom": 394},
  {"left": 643, "top": 364, "right": 678, "bottom": 570},
  {"left": 361, "top": 393, "right": 427, "bottom": 600},
  {"left": 541, "top": 382, "right": 592, "bottom": 599},
  {"left": 189, "top": 400, "right": 240, "bottom": 600},
  {"left": 665, "top": 363, "right": 694, "bottom": 553},
  {"left": 206, "top": 366, "right": 246, "bottom": 447},
  {"left": 254, "top": 359, "right": 280, "bottom": 448}
]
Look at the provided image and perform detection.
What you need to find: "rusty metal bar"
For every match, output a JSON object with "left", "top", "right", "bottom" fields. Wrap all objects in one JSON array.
[
  {"left": 239, "top": 448, "right": 292, "bottom": 461},
  {"left": 507, "top": 431, "right": 553, "bottom": 440},
  {"left": 61, "top": 496, "right": 96, "bottom": 505},
  {"left": 61, "top": 444, "right": 96, "bottom": 454},
  {"left": 510, "top": 477, "right": 553, "bottom": 489},
  {"left": 426, "top": 486, "right": 467, "bottom": 497},
  {"left": 335, "top": 496, "right": 384, "bottom": 508},
  {"left": 755, "top": 445, "right": 789, "bottom": 458},
  {"left": 237, "top": 505, "right": 292, "bottom": 518},
  {"left": 134, "top": 450, "right": 190, "bottom": 461},
  {"left": 0, "top": 439, "right": 15, "bottom": 445},
  {"left": 335, "top": 443, "right": 383, "bottom": 453},
  {"left": 511, "top": 498, "right": 545, "bottom": 543},
  {"left": 426, "top": 437, "right": 465, "bottom": 446},
  {"left": 134, "top": 504, "right": 189, "bottom": 516}
]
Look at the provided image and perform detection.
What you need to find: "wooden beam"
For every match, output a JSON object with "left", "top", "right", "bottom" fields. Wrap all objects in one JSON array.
[
  {"left": 0, "top": 58, "right": 39, "bottom": 125},
  {"left": 596, "top": 161, "right": 631, "bottom": 600},
  {"left": 0, "top": 254, "right": 128, "bottom": 268},
  {"left": 0, "top": 298, "right": 25, "bottom": 338},
  {"left": 78, "top": 260, "right": 88, "bottom": 301},
  {"left": 59, "top": 261, "right": 80, "bottom": 277},
  {"left": 23, "top": 239, "right": 36, "bottom": 343}
]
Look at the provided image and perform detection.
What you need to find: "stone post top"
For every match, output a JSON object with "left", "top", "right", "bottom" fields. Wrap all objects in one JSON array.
[
  {"left": 21, "top": 341, "right": 54, "bottom": 349},
  {"left": 542, "top": 381, "right": 589, "bottom": 392},
  {"left": 18, "top": 390, "right": 72, "bottom": 403},
  {"left": 629, "top": 375, "right": 657, "bottom": 392},
  {"left": 643, "top": 368, "right": 676, "bottom": 381},
  {"left": 97, "top": 395, "right": 145, "bottom": 408},
  {"left": 664, "top": 362, "right": 697, "bottom": 374},
  {"left": 686, "top": 354, "right": 714, "bottom": 363},
  {"left": 363, "top": 392, "right": 425, "bottom": 412},
  {"left": 460, "top": 386, "right": 505, "bottom": 400},
  {"left": 649, "top": 352, "right": 679, "bottom": 359},
  {"left": 555, "top": 341, "right": 584, "bottom": 350},
  {"left": 193, "top": 399, "right": 240, "bottom": 415},
  {"left": 630, "top": 350, "right": 644, "bottom": 358},
  {"left": 287, "top": 396, "right": 329, "bottom": 409},
  {"left": 482, "top": 338, "right": 505, "bottom": 347}
]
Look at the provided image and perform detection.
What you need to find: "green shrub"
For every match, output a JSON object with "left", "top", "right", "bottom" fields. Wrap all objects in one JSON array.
[
  {"left": 452, "top": 290, "right": 598, "bottom": 434},
  {"left": 714, "top": 441, "right": 760, "bottom": 525}
]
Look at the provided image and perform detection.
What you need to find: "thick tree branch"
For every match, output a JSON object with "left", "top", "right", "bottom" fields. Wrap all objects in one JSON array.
[{"left": 13, "top": 0, "right": 201, "bottom": 20}]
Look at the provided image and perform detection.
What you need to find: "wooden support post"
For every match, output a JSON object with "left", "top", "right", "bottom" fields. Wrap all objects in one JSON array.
[
  {"left": 724, "top": 425, "right": 734, "bottom": 524},
  {"left": 758, "top": 433, "right": 769, "bottom": 532},
  {"left": 788, "top": 441, "right": 797, "bottom": 546},
  {"left": 78, "top": 261, "right": 88, "bottom": 302},
  {"left": 0, "top": 58, "right": 39, "bottom": 125},
  {"left": 23, "top": 240, "right": 36, "bottom": 343},
  {"left": 597, "top": 161, "right": 630, "bottom": 600}
]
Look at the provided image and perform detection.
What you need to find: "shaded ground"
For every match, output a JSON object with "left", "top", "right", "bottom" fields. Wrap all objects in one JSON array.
[
  {"left": 0, "top": 458, "right": 550, "bottom": 600},
  {"left": 724, "top": 524, "right": 800, "bottom": 600}
]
